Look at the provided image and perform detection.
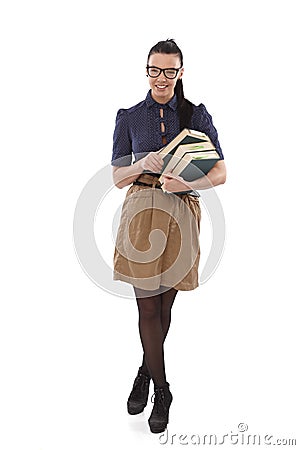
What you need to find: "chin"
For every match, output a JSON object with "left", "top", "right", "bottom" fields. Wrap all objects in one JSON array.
[
  {"left": 155, "top": 88, "right": 169, "bottom": 95},
  {"left": 154, "top": 88, "right": 172, "bottom": 102}
]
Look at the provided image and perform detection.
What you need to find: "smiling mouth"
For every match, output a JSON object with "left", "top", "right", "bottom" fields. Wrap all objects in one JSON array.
[{"left": 156, "top": 85, "right": 168, "bottom": 90}]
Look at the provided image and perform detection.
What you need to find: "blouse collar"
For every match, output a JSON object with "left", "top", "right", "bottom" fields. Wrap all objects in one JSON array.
[{"left": 145, "top": 90, "right": 178, "bottom": 110}]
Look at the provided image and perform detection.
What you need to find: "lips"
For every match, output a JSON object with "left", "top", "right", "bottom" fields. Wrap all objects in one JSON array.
[{"left": 156, "top": 85, "right": 168, "bottom": 90}]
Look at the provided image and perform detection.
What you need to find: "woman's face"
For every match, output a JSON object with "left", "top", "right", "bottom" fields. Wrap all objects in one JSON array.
[{"left": 147, "top": 53, "right": 184, "bottom": 104}]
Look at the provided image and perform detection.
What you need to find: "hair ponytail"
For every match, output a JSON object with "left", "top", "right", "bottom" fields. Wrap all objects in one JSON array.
[
  {"left": 174, "top": 78, "right": 194, "bottom": 130},
  {"left": 147, "top": 39, "right": 194, "bottom": 130}
]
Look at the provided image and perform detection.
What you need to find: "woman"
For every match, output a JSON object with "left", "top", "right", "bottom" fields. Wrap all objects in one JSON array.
[{"left": 111, "top": 39, "right": 226, "bottom": 434}]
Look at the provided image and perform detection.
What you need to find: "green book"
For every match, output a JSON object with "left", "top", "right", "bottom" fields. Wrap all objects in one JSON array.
[
  {"left": 160, "top": 141, "right": 216, "bottom": 176},
  {"left": 157, "top": 128, "right": 212, "bottom": 175},
  {"left": 158, "top": 129, "right": 219, "bottom": 183},
  {"left": 170, "top": 150, "right": 220, "bottom": 182}
]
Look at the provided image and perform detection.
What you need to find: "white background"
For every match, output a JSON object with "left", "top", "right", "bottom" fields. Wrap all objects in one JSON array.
[{"left": 0, "top": 0, "right": 299, "bottom": 449}]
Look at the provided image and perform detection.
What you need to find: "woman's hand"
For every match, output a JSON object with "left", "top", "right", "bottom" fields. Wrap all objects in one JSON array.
[
  {"left": 112, "top": 151, "right": 164, "bottom": 189},
  {"left": 161, "top": 160, "right": 227, "bottom": 192},
  {"left": 161, "top": 173, "right": 193, "bottom": 192},
  {"left": 139, "top": 152, "right": 164, "bottom": 173}
]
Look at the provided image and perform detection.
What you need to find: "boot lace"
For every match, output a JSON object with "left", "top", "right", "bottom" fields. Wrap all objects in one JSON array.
[
  {"left": 130, "top": 373, "right": 150, "bottom": 400},
  {"left": 151, "top": 387, "right": 168, "bottom": 414}
]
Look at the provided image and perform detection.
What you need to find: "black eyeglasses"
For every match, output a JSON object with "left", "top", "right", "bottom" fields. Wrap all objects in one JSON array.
[{"left": 146, "top": 65, "right": 182, "bottom": 79}]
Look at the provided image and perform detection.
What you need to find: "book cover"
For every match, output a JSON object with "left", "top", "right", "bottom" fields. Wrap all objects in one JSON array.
[
  {"left": 160, "top": 141, "right": 216, "bottom": 176},
  {"left": 171, "top": 150, "right": 220, "bottom": 182},
  {"left": 157, "top": 128, "right": 211, "bottom": 173},
  {"left": 157, "top": 129, "right": 218, "bottom": 183}
]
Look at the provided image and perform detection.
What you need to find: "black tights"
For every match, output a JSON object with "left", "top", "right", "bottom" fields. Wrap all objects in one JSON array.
[{"left": 134, "top": 286, "right": 178, "bottom": 388}]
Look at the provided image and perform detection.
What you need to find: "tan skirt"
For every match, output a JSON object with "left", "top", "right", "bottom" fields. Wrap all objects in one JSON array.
[{"left": 113, "top": 174, "right": 201, "bottom": 291}]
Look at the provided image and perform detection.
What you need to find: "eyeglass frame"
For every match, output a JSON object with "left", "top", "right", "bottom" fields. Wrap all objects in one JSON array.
[{"left": 146, "top": 65, "right": 183, "bottom": 79}]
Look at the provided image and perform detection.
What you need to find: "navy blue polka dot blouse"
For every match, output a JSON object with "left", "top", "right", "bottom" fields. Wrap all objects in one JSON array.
[{"left": 111, "top": 90, "right": 224, "bottom": 167}]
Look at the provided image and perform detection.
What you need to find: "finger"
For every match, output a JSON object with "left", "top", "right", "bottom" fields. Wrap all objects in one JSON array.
[
  {"left": 150, "top": 153, "right": 163, "bottom": 166},
  {"left": 146, "top": 157, "right": 159, "bottom": 170},
  {"left": 148, "top": 163, "right": 161, "bottom": 172},
  {"left": 154, "top": 154, "right": 164, "bottom": 165},
  {"left": 152, "top": 155, "right": 163, "bottom": 167},
  {"left": 151, "top": 161, "right": 163, "bottom": 172},
  {"left": 162, "top": 173, "right": 175, "bottom": 179},
  {"left": 163, "top": 180, "right": 173, "bottom": 192}
]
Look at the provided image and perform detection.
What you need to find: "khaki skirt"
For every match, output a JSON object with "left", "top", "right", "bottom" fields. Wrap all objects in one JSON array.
[{"left": 113, "top": 174, "right": 201, "bottom": 292}]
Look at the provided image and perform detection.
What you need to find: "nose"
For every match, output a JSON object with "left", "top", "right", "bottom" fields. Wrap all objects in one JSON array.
[{"left": 157, "top": 72, "right": 167, "bottom": 82}]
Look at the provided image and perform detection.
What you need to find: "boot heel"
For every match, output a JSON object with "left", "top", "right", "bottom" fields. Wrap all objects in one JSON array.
[{"left": 148, "top": 383, "right": 173, "bottom": 433}]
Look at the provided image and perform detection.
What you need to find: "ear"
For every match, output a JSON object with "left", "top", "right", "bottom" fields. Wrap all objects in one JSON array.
[{"left": 178, "top": 67, "right": 184, "bottom": 80}]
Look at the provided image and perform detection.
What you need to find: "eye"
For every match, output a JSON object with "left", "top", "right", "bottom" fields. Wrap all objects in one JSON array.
[
  {"left": 148, "top": 67, "right": 160, "bottom": 77},
  {"left": 164, "top": 69, "right": 177, "bottom": 78}
]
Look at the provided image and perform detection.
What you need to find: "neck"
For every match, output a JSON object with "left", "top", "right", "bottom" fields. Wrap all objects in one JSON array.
[{"left": 151, "top": 91, "right": 174, "bottom": 105}]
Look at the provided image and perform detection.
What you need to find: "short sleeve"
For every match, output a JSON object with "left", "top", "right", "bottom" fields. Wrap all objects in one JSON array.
[
  {"left": 111, "top": 109, "right": 133, "bottom": 166},
  {"left": 193, "top": 104, "right": 224, "bottom": 160}
]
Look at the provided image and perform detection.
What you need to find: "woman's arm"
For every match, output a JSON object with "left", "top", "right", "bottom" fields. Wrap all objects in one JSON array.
[
  {"left": 189, "top": 160, "right": 227, "bottom": 190},
  {"left": 112, "top": 152, "right": 164, "bottom": 189},
  {"left": 161, "top": 160, "right": 227, "bottom": 192}
]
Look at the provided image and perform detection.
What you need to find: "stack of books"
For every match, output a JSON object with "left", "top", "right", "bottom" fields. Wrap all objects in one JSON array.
[{"left": 157, "top": 128, "right": 220, "bottom": 183}]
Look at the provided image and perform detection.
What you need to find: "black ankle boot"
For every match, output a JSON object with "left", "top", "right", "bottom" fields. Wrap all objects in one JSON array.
[
  {"left": 127, "top": 367, "right": 151, "bottom": 415},
  {"left": 148, "top": 382, "right": 173, "bottom": 433}
]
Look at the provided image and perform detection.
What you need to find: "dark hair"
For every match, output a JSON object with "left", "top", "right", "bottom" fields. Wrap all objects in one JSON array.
[{"left": 147, "top": 39, "right": 194, "bottom": 130}]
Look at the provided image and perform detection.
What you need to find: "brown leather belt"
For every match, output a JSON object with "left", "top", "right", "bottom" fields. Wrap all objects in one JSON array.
[
  {"left": 132, "top": 173, "right": 200, "bottom": 197},
  {"left": 133, "top": 180, "right": 162, "bottom": 189}
]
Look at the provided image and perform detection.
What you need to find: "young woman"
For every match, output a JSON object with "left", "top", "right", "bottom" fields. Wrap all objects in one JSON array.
[{"left": 111, "top": 39, "right": 226, "bottom": 434}]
